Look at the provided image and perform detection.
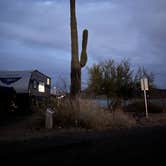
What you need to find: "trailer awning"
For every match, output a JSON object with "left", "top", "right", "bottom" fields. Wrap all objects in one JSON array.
[{"left": 0, "top": 71, "right": 32, "bottom": 93}]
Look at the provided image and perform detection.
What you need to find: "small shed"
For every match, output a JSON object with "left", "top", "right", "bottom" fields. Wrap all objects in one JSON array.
[{"left": 0, "top": 70, "right": 51, "bottom": 111}]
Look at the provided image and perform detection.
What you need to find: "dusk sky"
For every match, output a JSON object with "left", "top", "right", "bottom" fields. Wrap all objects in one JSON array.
[{"left": 0, "top": 0, "right": 166, "bottom": 89}]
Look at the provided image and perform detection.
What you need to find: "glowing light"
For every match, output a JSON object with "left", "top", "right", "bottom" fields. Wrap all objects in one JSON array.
[
  {"left": 38, "top": 82, "right": 45, "bottom": 93},
  {"left": 47, "top": 78, "right": 50, "bottom": 85}
]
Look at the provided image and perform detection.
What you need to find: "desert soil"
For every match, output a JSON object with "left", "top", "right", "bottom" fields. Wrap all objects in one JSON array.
[{"left": 0, "top": 113, "right": 166, "bottom": 165}]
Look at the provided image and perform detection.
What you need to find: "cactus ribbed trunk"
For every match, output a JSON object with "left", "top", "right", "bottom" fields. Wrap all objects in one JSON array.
[
  {"left": 70, "top": 65, "right": 81, "bottom": 97},
  {"left": 70, "top": 0, "right": 81, "bottom": 97},
  {"left": 70, "top": 0, "right": 88, "bottom": 98}
]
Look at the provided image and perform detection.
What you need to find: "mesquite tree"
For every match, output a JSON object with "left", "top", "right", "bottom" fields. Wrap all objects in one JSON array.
[{"left": 70, "top": 0, "right": 88, "bottom": 97}]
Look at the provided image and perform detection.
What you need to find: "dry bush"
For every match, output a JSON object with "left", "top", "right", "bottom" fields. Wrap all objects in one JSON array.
[
  {"left": 78, "top": 99, "right": 113, "bottom": 129},
  {"left": 111, "top": 109, "right": 136, "bottom": 128},
  {"left": 124, "top": 100, "right": 163, "bottom": 114},
  {"left": 51, "top": 98, "right": 78, "bottom": 127},
  {"left": 50, "top": 98, "right": 136, "bottom": 130}
]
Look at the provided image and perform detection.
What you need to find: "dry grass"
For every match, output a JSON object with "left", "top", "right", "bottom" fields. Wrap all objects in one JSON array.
[
  {"left": 110, "top": 109, "right": 136, "bottom": 128},
  {"left": 51, "top": 98, "right": 136, "bottom": 130},
  {"left": 78, "top": 99, "right": 113, "bottom": 129}
]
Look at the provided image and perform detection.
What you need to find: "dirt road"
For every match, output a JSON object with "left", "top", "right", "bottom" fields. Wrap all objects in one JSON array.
[{"left": 0, "top": 125, "right": 166, "bottom": 165}]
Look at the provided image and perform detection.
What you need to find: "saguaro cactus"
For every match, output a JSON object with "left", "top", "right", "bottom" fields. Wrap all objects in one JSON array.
[{"left": 70, "top": 0, "right": 88, "bottom": 97}]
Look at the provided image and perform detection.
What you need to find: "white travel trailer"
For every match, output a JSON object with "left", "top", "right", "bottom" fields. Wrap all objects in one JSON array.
[
  {"left": 0, "top": 69, "right": 51, "bottom": 96},
  {"left": 0, "top": 70, "right": 51, "bottom": 111}
]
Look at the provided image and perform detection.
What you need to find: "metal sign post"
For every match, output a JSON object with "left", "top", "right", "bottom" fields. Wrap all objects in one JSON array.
[{"left": 141, "top": 78, "right": 149, "bottom": 118}]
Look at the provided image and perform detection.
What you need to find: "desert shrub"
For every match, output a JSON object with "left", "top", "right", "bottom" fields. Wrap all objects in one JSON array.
[
  {"left": 49, "top": 98, "right": 136, "bottom": 129},
  {"left": 111, "top": 109, "right": 136, "bottom": 128},
  {"left": 53, "top": 99, "right": 78, "bottom": 127},
  {"left": 124, "top": 100, "right": 163, "bottom": 114},
  {"left": 78, "top": 99, "right": 113, "bottom": 129}
]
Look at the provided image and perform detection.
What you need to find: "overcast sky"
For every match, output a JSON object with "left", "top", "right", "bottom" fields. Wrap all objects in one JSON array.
[{"left": 0, "top": 0, "right": 166, "bottom": 89}]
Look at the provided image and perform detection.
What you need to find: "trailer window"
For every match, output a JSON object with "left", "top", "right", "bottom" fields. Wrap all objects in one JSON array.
[
  {"left": 33, "top": 80, "right": 37, "bottom": 89},
  {"left": 47, "top": 78, "right": 50, "bottom": 85},
  {"left": 38, "top": 82, "right": 45, "bottom": 93}
]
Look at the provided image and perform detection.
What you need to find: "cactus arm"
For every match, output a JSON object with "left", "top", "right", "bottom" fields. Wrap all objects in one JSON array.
[{"left": 80, "top": 29, "right": 88, "bottom": 67}]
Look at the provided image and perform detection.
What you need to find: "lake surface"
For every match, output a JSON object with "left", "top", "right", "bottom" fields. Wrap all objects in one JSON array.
[
  {"left": 95, "top": 99, "right": 108, "bottom": 107},
  {"left": 94, "top": 98, "right": 166, "bottom": 108}
]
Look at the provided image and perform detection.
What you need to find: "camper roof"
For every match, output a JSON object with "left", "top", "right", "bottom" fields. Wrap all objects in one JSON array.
[{"left": 0, "top": 70, "right": 33, "bottom": 93}]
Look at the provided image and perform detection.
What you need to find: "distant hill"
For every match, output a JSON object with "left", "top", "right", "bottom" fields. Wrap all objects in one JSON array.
[{"left": 150, "top": 88, "right": 166, "bottom": 98}]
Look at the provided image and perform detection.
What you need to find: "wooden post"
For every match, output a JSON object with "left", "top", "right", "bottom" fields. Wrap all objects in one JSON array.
[{"left": 141, "top": 78, "right": 149, "bottom": 118}]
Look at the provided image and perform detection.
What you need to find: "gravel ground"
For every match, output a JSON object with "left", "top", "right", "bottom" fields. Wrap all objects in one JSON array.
[
  {"left": 1, "top": 112, "right": 166, "bottom": 141},
  {"left": 0, "top": 114, "right": 166, "bottom": 164},
  {"left": 0, "top": 125, "right": 166, "bottom": 165},
  {"left": 1, "top": 112, "right": 166, "bottom": 165}
]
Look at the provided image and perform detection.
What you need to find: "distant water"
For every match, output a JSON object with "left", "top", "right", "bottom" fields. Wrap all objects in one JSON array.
[
  {"left": 94, "top": 98, "right": 166, "bottom": 108},
  {"left": 94, "top": 99, "right": 108, "bottom": 107}
]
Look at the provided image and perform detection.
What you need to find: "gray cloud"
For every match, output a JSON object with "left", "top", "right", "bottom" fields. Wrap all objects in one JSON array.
[
  {"left": 0, "top": 0, "right": 166, "bottom": 88},
  {"left": 0, "top": 0, "right": 70, "bottom": 50},
  {"left": 77, "top": 0, "right": 166, "bottom": 88}
]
